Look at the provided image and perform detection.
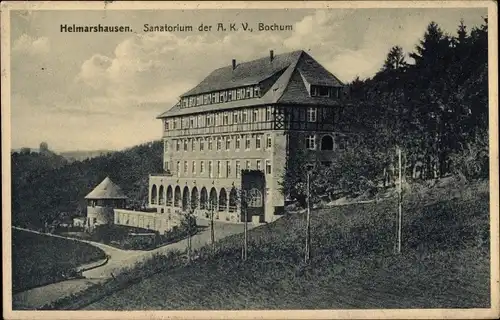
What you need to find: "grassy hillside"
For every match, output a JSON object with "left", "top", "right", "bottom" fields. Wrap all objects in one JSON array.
[
  {"left": 11, "top": 141, "right": 163, "bottom": 228},
  {"left": 12, "top": 229, "right": 106, "bottom": 293},
  {"left": 85, "top": 180, "right": 490, "bottom": 310}
]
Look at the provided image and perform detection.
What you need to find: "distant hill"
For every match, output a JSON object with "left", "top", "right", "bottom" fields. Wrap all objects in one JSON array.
[
  {"left": 59, "top": 150, "right": 115, "bottom": 162},
  {"left": 11, "top": 148, "right": 116, "bottom": 162},
  {"left": 11, "top": 141, "right": 163, "bottom": 228}
]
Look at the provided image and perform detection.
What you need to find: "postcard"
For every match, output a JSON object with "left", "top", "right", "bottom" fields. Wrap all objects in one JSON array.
[{"left": 2, "top": 1, "right": 498, "bottom": 319}]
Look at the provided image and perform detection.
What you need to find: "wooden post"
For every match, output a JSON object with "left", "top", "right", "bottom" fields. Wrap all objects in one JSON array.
[
  {"left": 397, "top": 146, "right": 402, "bottom": 254},
  {"left": 305, "top": 171, "right": 311, "bottom": 263},
  {"left": 210, "top": 200, "right": 215, "bottom": 252},
  {"left": 243, "top": 190, "right": 248, "bottom": 261}
]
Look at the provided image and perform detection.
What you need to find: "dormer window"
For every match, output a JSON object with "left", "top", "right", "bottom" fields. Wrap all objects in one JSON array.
[
  {"left": 228, "top": 91, "right": 233, "bottom": 101},
  {"left": 254, "top": 86, "right": 260, "bottom": 97},
  {"left": 311, "top": 85, "right": 331, "bottom": 97}
]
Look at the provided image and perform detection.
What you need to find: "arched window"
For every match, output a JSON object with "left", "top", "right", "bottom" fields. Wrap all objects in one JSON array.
[
  {"left": 209, "top": 188, "right": 218, "bottom": 210},
  {"left": 200, "top": 187, "right": 208, "bottom": 210},
  {"left": 174, "top": 186, "right": 181, "bottom": 207},
  {"left": 229, "top": 188, "right": 238, "bottom": 212},
  {"left": 218, "top": 188, "right": 227, "bottom": 212},
  {"left": 166, "top": 186, "right": 173, "bottom": 206},
  {"left": 247, "top": 188, "right": 263, "bottom": 207},
  {"left": 151, "top": 185, "right": 158, "bottom": 205},
  {"left": 158, "top": 185, "right": 165, "bottom": 205},
  {"left": 182, "top": 186, "right": 190, "bottom": 211},
  {"left": 321, "top": 135, "right": 334, "bottom": 151},
  {"left": 191, "top": 187, "right": 199, "bottom": 210}
]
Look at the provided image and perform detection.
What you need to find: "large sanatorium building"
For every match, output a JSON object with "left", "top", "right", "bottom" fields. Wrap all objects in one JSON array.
[{"left": 149, "top": 50, "right": 350, "bottom": 224}]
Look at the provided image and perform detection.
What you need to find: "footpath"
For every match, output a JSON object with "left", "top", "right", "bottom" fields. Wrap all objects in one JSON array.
[{"left": 11, "top": 220, "right": 247, "bottom": 310}]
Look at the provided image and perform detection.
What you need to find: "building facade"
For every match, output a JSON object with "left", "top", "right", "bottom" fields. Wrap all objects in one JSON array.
[{"left": 150, "top": 50, "right": 350, "bottom": 223}]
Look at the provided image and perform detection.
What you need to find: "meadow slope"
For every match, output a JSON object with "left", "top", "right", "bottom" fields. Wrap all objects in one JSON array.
[{"left": 85, "top": 180, "right": 490, "bottom": 310}]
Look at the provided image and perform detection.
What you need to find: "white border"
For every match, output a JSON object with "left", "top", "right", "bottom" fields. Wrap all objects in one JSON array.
[{"left": 1, "top": 1, "right": 498, "bottom": 319}]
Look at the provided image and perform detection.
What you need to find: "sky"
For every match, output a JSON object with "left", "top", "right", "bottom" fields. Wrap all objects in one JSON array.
[{"left": 9, "top": 7, "right": 487, "bottom": 152}]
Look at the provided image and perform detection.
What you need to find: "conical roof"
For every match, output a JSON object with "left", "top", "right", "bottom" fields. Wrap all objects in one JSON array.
[{"left": 84, "top": 177, "right": 128, "bottom": 200}]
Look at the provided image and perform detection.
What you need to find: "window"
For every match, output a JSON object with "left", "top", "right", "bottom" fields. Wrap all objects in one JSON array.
[
  {"left": 311, "top": 85, "right": 331, "bottom": 97},
  {"left": 246, "top": 87, "right": 251, "bottom": 98},
  {"left": 212, "top": 93, "right": 217, "bottom": 103},
  {"left": 236, "top": 161, "right": 241, "bottom": 177},
  {"left": 245, "top": 135, "right": 251, "bottom": 149},
  {"left": 184, "top": 161, "right": 188, "bottom": 174},
  {"left": 173, "top": 119, "right": 178, "bottom": 129},
  {"left": 228, "top": 91, "right": 233, "bottom": 101},
  {"left": 246, "top": 160, "right": 251, "bottom": 169},
  {"left": 191, "top": 139, "right": 195, "bottom": 151},
  {"left": 182, "top": 99, "right": 187, "bottom": 108},
  {"left": 223, "top": 113, "right": 229, "bottom": 125},
  {"left": 256, "top": 135, "right": 262, "bottom": 149},
  {"left": 252, "top": 109, "right": 258, "bottom": 122},
  {"left": 192, "top": 161, "right": 196, "bottom": 174},
  {"left": 225, "top": 136, "right": 231, "bottom": 150},
  {"left": 321, "top": 135, "right": 334, "bottom": 151},
  {"left": 266, "top": 134, "right": 272, "bottom": 149},
  {"left": 190, "top": 117, "right": 194, "bottom": 128},
  {"left": 236, "top": 89, "right": 241, "bottom": 100},
  {"left": 184, "top": 139, "right": 188, "bottom": 151},
  {"left": 220, "top": 91, "right": 226, "bottom": 102},
  {"left": 206, "top": 114, "right": 212, "bottom": 126},
  {"left": 175, "top": 140, "right": 180, "bottom": 151},
  {"left": 217, "top": 137, "right": 222, "bottom": 150},
  {"left": 256, "top": 160, "right": 262, "bottom": 171},
  {"left": 233, "top": 112, "right": 239, "bottom": 124},
  {"left": 254, "top": 86, "right": 260, "bottom": 97},
  {"left": 209, "top": 161, "right": 213, "bottom": 178},
  {"left": 235, "top": 136, "right": 241, "bottom": 149},
  {"left": 164, "top": 120, "right": 169, "bottom": 131},
  {"left": 242, "top": 111, "right": 248, "bottom": 123},
  {"left": 217, "top": 161, "right": 222, "bottom": 178},
  {"left": 164, "top": 140, "right": 169, "bottom": 152},
  {"left": 226, "top": 161, "right": 231, "bottom": 177},
  {"left": 198, "top": 115, "right": 203, "bottom": 127},
  {"left": 200, "top": 161, "right": 205, "bottom": 174},
  {"left": 266, "top": 107, "right": 272, "bottom": 121},
  {"left": 208, "top": 138, "right": 213, "bottom": 150},
  {"left": 307, "top": 107, "right": 317, "bottom": 122},
  {"left": 200, "top": 139, "right": 205, "bottom": 151},
  {"left": 306, "top": 135, "right": 316, "bottom": 150},
  {"left": 176, "top": 161, "right": 181, "bottom": 177},
  {"left": 266, "top": 160, "right": 272, "bottom": 174}
]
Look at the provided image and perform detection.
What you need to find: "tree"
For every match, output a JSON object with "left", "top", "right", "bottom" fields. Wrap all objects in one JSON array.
[{"left": 382, "top": 46, "right": 407, "bottom": 71}]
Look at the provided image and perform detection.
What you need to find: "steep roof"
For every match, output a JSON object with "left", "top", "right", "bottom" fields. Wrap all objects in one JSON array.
[
  {"left": 84, "top": 177, "right": 128, "bottom": 200},
  {"left": 158, "top": 50, "right": 345, "bottom": 118}
]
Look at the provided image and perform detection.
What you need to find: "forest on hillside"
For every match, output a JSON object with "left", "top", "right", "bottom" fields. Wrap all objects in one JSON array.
[
  {"left": 11, "top": 141, "right": 163, "bottom": 228},
  {"left": 284, "top": 19, "right": 489, "bottom": 203}
]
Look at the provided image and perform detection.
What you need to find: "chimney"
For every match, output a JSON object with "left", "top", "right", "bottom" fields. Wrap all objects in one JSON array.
[
  {"left": 232, "top": 59, "right": 236, "bottom": 70},
  {"left": 270, "top": 50, "right": 274, "bottom": 61}
]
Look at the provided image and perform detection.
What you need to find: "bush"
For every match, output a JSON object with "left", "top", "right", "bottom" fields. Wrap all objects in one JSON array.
[{"left": 449, "top": 132, "right": 489, "bottom": 181}]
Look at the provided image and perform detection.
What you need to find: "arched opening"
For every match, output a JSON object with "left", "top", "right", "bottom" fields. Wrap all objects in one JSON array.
[
  {"left": 200, "top": 187, "right": 208, "bottom": 210},
  {"left": 229, "top": 188, "right": 238, "bottom": 212},
  {"left": 321, "top": 135, "right": 334, "bottom": 151},
  {"left": 166, "top": 186, "right": 173, "bottom": 206},
  {"left": 218, "top": 188, "right": 227, "bottom": 212},
  {"left": 151, "top": 184, "right": 158, "bottom": 205},
  {"left": 182, "top": 186, "right": 190, "bottom": 211},
  {"left": 248, "top": 188, "right": 263, "bottom": 207},
  {"left": 191, "top": 187, "right": 199, "bottom": 210},
  {"left": 158, "top": 185, "right": 165, "bottom": 205},
  {"left": 209, "top": 188, "right": 218, "bottom": 210},
  {"left": 174, "top": 186, "right": 181, "bottom": 207}
]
